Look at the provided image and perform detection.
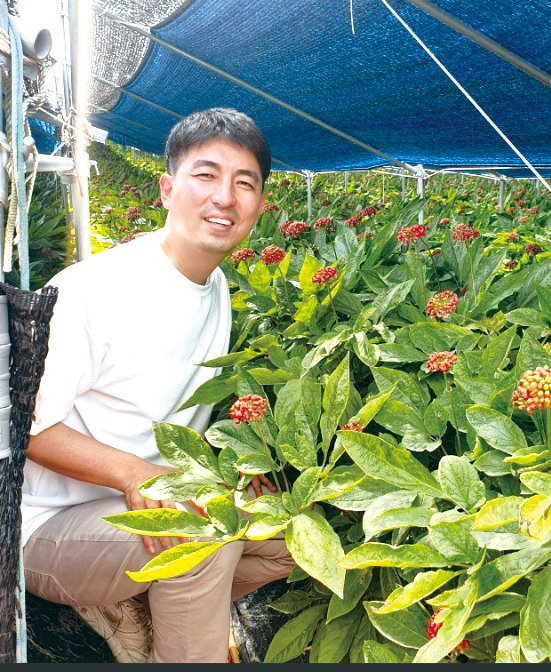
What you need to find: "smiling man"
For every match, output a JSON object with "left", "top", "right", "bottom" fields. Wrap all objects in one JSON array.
[{"left": 21, "top": 109, "right": 293, "bottom": 663}]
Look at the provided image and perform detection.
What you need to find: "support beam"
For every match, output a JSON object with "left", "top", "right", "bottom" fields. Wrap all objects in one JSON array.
[
  {"left": 344, "top": 171, "right": 349, "bottom": 191},
  {"left": 405, "top": 0, "right": 551, "bottom": 91},
  {"left": 416, "top": 165, "right": 425, "bottom": 226},
  {"left": 307, "top": 173, "right": 312, "bottom": 218},
  {"left": 401, "top": 168, "right": 406, "bottom": 200},
  {"left": 499, "top": 177, "right": 505, "bottom": 212}
]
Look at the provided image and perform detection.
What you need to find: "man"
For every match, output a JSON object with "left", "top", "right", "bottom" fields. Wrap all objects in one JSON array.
[{"left": 22, "top": 108, "right": 293, "bottom": 663}]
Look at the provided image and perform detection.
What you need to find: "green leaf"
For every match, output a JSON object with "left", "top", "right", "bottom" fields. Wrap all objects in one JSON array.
[
  {"left": 455, "top": 377, "right": 497, "bottom": 405},
  {"left": 352, "top": 332, "right": 379, "bottom": 366},
  {"left": 519, "top": 565, "right": 551, "bottom": 663},
  {"left": 240, "top": 495, "right": 288, "bottom": 518},
  {"left": 126, "top": 541, "right": 225, "bottom": 582},
  {"left": 472, "top": 496, "right": 525, "bottom": 530},
  {"left": 326, "top": 476, "right": 398, "bottom": 511},
  {"left": 496, "top": 636, "right": 521, "bottom": 663},
  {"left": 536, "top": 284, "right": 551, "bottom": 324},
  {"left": 466, "top": 405, "right": 527, "bottom": 455},
  {"left": 473, "top": 449, "right": 512, "bottom": 476},
  {"left": 516, "top": 332, "right": 551, "bottom": 377},
  {"left": 339, "top": 431, "right": 443, "bottom": 498},
  {"left": 286, "top": 511, "right": 346, "bottom": 597},
  {"left": 206, "top": 494, "right": 239, "bottom": 536},
  {"left": 340, "top": 542, "right": 450, "bottom": 570},
  {"left": 365, "top": 601, "right": 429, "bottom": 649},
  {"left": 318, "top": 606, "right": 363, "bottom": 663},
  {"left": 248, "top": 259, "right": 272, "bottom": 296},
  {"left": 327, "top": 569, "right": 372, "bottom": 622},
  {"left": 235, "top": 452, "right": 274, "bottom": 475},
  {"left": 472, "top": 266, "right": 530, "bottom": 318},
  {"left": 264, "top": 605, "right": 326, "bottom": 663},
  {"left": 370, "top": 570, "right": 458, "bottom": 614},
  {"left": 291, "top": 467, "right": 321, "bottom": 510},
  {"left": 375, "top": 399, "right": 426, "bottom": 437},
  {"left": 320, "top": 353, "right": 350, "bottom": 452},
  {"left": 518, "top": 494, "right": 551, "bottom": 542},
  {"left": 292, "top": 404, "right": 318, "bottom": 469},
  {"left": 298, "top": 253, "right": 323, "bottom": 295},
  {"left": 409, "top": 322, "right": 449, "bottom": 354},
  {"left": 246, "top": 514, "right": 289, "bottom": 541},
  {"left": 362, "top": 640, "right": 402, "bottom": 663},
  {"left": 275, "top": 378, "right": 321, "bottom": 445},
  {"left": 363, "top": 490, "right": 418, "bottom": 539},
  {"left": 505, "top": 308, "right": 546, "bottom": 328},
  {"left": 371, "top": 279, "right": 415, "bottom": 323},
  {"left": 268, "top": 590, "right": 314, "bottom": 614},
  {"left": 311, "top": 465, "right": 365, "bottom": 502},
  {"left": 371, "top": 366, "right": 429, "bottom": 413},
  {"left": 218, "top": 447, "right": 238, "bottom": 488},
  {"left": 438, "top": 456, "right": 486, "bottom": 510},
  {"left": 152, "top": 422, "right": 221, "bottom": 476},
  {"left": 477, "top": 545, "right": 551, "bottom": 601},
  {"left": 377, "top": 343, "right": 427, "bottom": 363},
  {"left": 369, "top": 507, "right": 434, "bottom": 532},
  {"left": 479, "top": 325, "right": 516, "bottom": 376},
  {"left": 138, "top": 472, "right": 215, "bottom": 503},
  {"left": 177, "top": 370, "right": 237, "bottom": 411},
  {"left": 429, "top": 521, "right": 481, "bottom": 565},
  {"left": 194, "top": 483, "right": 231, "bottom": 505},
  {"left": 349, "top": 614, "right": 376, "bottom": 663},
  {"left": 199, "top": 348, "right": 258, "bottom": 368},
  {"left": 101, "top": 509, "right": 217, "bottom": 537},
  {"left": 206, "top": 420, "right": 265, "bottom": 457}
]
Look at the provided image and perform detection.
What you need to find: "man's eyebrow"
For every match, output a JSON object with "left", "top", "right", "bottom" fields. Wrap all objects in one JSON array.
[{"left": 190, "top": 159, "right": 259, "bottom": 182}]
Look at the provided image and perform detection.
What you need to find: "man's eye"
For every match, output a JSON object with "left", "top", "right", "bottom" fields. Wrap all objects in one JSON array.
[
  {"left": 196, "top": 172, "right": 214, "bottom": 179},
  {"left": 238, "top": 180, "right": 254, "bottom": 189}
]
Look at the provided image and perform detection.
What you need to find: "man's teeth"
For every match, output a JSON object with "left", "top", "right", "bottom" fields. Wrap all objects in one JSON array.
[{"left": 207, "top": 218, "right": 233, "bottom": 226}]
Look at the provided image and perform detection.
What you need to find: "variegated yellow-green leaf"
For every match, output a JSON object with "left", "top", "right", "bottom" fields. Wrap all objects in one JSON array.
[
  {"left": 362, "top": 641, "right": 402, "bottom": 663},
  {"left": 246, "top": 514, "right": 289, "bottom": 541},
  {"left": 126, "top": 541, "right": 226, "bottom": 582},
  {"left": 429, "top": 521, "right": 481, "bottom": 565},
  {"left": 240, "top": 495, "right": 288, "bottom": 518},
  {"left": 496, "top": 635, "right": 521, "bottom": 663},
  {"left": 327, "top": 569, "right": 372, "bottom": 622},
  {"left": 340, "top": 542, "right": 449, "bottom": 570},
  {"left": 520, "top": 471, "right": 551, "bottom": 496},
  {"left": 320, "top": 353, "right": 350, "bottom": 453},
  {"left": 286, "top": 511, "right": 346, "bottom": 598},
  {"left": 465, "top": 405, "right": 527, "bottom": 455},
  {"left": 504, "top": 445, "right": 548, "bottom": 466},
  {"left": 101, "top": 508, "right": 217, "bottom": 538},
  {"left": 369, "top": 507, "right": 434, "bottom": 532},
  {"left": 235, "top": 453, "right": 274, "bottom": 475},
  {"left": 438, "top": 456, "right": 486, "bottom": 511},
  {"left": 264, "top": 605, "right": 326, "bottom": 663},
  {"left": 370, "top": 570, "right": 459, "bottom": 614},
  {"left": 206, "top": 494, "right": 239, "bottom": 536},
  {"left": 472, "top": 496, "right": 525, "bottom": 530},
  {"left": 519, "top": 494, "right": 551, "bottom": 542},
  {"left": 365, "top": 601, "right": 429, "bottom": 649},
  {"left": 520, "top": 565, "right": 551, "bottom": 662}
]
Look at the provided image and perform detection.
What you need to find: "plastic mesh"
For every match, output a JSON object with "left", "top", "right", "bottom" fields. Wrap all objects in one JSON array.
[{"left": 0, "top": 283, "right": 58, "bottom": 664}]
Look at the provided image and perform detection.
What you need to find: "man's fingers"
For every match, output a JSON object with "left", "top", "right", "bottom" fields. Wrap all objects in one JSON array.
[
  {"left": 250, "top": 475, "right": 262, "bottom": 498},
  {"left": 141, "top": 535, "right": 157, "bottom": 555},
  {"left": 188, "top": 500, "right": 208, "bottom": 518},
  {"left": 259, "top": 474, "right": 277, "bottom": 493}
]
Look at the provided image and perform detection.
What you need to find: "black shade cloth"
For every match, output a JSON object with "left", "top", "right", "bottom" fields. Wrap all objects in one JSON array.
[{"left": 0, "top": 283, "right": 58, "bottom": 663}]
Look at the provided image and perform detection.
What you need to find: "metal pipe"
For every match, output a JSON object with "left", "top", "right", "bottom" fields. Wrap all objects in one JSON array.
[
  {"left": 499, "top": 177, "right": 505, "bottom": 213},
  {"left": 401, "top": 168, "right": 406, "bottom": 200},
  {"left": 25, "top": 154, "right": 74, "bottom": 173},
  {"left": 416, "top": 165, "right": 425, "bottom": 226},
  {"left": 344, "top": 171, "right": 349, "bottom": 191},
  {"left": 405, "top": 0, "right": 551, "bottom": 91},
  {"left": 307, "top": 173, "right": 312, "bottom": 218},
  {"left": 68, "top": 0, "right": 91, "bottom": 261}
]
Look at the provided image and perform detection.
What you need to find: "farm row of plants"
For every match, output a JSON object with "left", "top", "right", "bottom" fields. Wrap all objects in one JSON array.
[{"left": 53, "top": 144, "right": 551, "bottom": 662}]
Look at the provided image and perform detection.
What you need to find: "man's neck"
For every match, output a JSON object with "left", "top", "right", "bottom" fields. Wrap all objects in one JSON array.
[{"left": 159, "top": 231, "right": 221, "bottom": 286}]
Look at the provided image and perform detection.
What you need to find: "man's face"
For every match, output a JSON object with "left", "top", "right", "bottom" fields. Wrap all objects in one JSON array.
[{"left": 159, "top": 138, "right": 264, "bottom": 271}]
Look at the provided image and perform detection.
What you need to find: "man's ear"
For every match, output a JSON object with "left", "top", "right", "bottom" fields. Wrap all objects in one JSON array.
[{"left": 159, "top": 173, "right": 173, "bottom": 209}]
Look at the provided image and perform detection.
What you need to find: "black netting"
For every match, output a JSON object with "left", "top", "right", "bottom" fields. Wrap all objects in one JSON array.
[{"left": 0, "top": 283, "right": 58, "bottom": 664}]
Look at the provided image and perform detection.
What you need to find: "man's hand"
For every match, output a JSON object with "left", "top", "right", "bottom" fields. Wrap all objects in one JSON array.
[
  {"left": 250, "top": 474, "right": 277, "bottom": 498},
  {"left": 122, "top": 463, "right": 188, "bottom": 555}
]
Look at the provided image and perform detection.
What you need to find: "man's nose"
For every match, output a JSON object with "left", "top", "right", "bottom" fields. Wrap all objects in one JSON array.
[{"left": 211, "top": 178, "right": 236, "bottom": 207}]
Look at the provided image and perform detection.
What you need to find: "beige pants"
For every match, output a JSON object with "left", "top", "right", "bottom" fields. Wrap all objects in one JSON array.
[{"left": 23, "top": 494, "right": 294, "bottom": 663}]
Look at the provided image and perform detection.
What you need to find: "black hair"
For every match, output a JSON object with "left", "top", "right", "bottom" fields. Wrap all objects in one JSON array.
[{"left": 164, "top": 108, "right": 271, "bottom": 188}]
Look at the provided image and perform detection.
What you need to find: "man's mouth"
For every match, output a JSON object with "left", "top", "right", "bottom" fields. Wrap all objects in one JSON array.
[{"left": 205, "top": 217, "right": 234, "bottom": 227}]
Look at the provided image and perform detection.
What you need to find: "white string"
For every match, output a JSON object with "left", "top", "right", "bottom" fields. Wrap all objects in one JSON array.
[
  {"left": 379, "top": 0, "right": 551, "bottom": 192},
  {"left": 350, "top": 0, "right": 355, "bottom": 34}
]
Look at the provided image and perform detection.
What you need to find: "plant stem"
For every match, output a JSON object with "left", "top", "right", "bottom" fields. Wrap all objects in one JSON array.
[
  {"left": 327, "top": 284, "right": 339, "bottom": 325},
  {"left": 466, "top": 242, "right": 478, "bottom": 306},
  {"left": 547, "top": 406, "right": 551, "bottom": 453},
  {"left": 276, "top": 263, "right": 291, "bottom": 310},
  {"left": 256, "top": 422, "right": 282, "bottom": 494},
  {"left": 444, "top": 371, "right": 462, "bottom": 456}
]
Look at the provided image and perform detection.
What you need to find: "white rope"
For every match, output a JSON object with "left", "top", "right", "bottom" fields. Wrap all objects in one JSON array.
[
  {"left": 379, "top": 0, "right": 551, "bottom": 192},
  {"left": 350, "top": 0, "right": 355, "bottom": 34}
]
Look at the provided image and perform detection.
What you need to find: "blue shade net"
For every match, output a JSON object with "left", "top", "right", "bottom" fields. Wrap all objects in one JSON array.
[
  {"left": 27, "top": 119, "right": 61, "bottom": 155},
  {"left": 86, "top": 0, "right": 551, "bottom": 175}
]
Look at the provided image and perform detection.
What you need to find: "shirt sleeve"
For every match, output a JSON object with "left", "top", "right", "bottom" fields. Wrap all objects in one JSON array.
[{"left": 30, "top": 277, "right": 104, "bottom": 435}]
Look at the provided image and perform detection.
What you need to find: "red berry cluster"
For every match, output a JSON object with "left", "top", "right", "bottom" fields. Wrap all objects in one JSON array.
[
  {"left": 504, "top": 260, "right": 518, "bottom": 270},
  {"left": 528, "top": 206, "right": 539, "bottom": 214},
  {"left": 230, "top": 248, "right": 254, "bottom": 264},
  {"left": 512, "top": 365, "right": 551, "bottom": 414},
  {"left": 118, "top": 226, "right": 127, "bottom": 233},
  {"left": 261, "top": 245, "right": 285, "bottom": 265},
  {"left": 120, "top": 234, "right": 135, "bottom": 244},
  {"left": 132, "top": 228, "right": 143, "bottom": 235},
  {"left": 320, "top": 199, "right": 331, "bottom": 207},
  {"left": 153, "top": 197, "right": 163, "bottom": 208},
  {"left": 362, "top": 206, "right": 376, "bottom": 217},
  {"left": 428, "top": 611, "right": 470, "bottom": 652},
  {"left": 346, "top": 215, "right": 362, "bottom": 228},
  {"left": 312, "top": 266, "right": 338, "bottom": 286},
  {"left": 452, "top": 223, "right": 479, "bottom": 242},
  {"left": 314, "top": 217, "right": 333, "bottom": 229},
  {"left": 279, "top": 178, "right": 291, "bottom": 186},
  {"left": 519, "top": 216, "right": 530, "bottom": 224},
  {"left": 526, "top": 244, "right": 542, "bottom": 255},
  {"left": 278, "top": 220, "right": 292, "bottom": 234},
  {"left": 261, "top": 203, "right": 279, "bottom": 214},
  {"left": 426, "top": 290, "right": 458, "bottom": 320},
  {"left": 229, "top": 394, "right": 268, "bottom": 425},
  {"left": 430, "top": 248, "right": 441, "bottom": 256},
  {"left": 341, "top": 421, "right": 365, "bottom": 432},
  {"left": 426, "top": 351, "right": 458, "bottom": 373},
  {"left": 507, "top": 231, "right": 520, "bottom": 241},
  {"left": 126, "top": 207, "right": 141, "bottom": 221},
  {"left": 285, "top": 221, "right": 309, "bottom": 237},
  {"left": 104, "top": 206, "right": 113, "bottom": 214},
  {"left": 438, "top": 218, "right": 450, "bottom": 227},
  {"left": 397, "top": 224, "right": 428, "bottom": 245}
]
